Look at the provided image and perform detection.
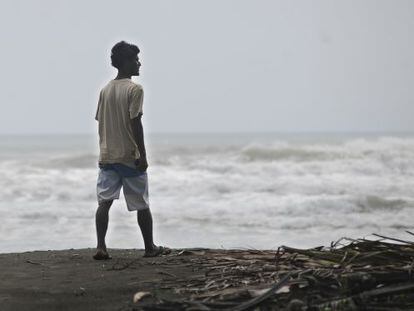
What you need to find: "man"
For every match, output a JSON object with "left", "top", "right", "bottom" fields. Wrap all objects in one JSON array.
[{"left": 94, "top": 41, "right": 167, "bottom": 260}]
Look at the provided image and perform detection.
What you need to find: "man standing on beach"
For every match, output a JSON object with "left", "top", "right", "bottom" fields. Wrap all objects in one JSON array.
[{"left": 94, "top": 41, "right": 167, "bottom": 260}]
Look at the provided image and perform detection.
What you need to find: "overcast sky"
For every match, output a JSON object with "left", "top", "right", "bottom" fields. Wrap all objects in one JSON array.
[{"left": 1, "top": 0, "right": 414, "bottom": 134}]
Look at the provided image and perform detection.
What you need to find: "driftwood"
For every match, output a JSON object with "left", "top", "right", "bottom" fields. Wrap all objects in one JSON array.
[{"left": 137, "top": 233, "right": 414, "bottom": 310}]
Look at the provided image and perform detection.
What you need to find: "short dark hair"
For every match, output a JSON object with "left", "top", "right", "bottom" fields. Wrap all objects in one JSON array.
[{"left": 110, "top": 41, "right": 140, "bottom": 69}]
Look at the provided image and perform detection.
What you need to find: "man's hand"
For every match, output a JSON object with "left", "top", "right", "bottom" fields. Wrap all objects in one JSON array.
[
  {"left": 131, "top": 115, "right": 148, "bottom": 173},
  {"left": 136, "top": 157, "right": 148, "bottom": 172}
]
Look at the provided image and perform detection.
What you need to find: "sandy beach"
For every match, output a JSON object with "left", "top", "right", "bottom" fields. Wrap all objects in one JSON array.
[
  {"left": 3, "top": 235, "right": 414, "bottom": 310},
  {"left": 0, "top": 248, "right": 201, "bottom": 311}
]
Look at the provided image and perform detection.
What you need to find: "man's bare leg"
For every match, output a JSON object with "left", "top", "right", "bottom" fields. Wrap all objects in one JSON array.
[
  {"left": 94, "top": 200, "right": 113, "bottom": 260},
  {"left": 137, "top": 208, "right": 155, "bottom": 251},
  {"left": 137, "top": 208, "right": 168, "bottom": 256}
]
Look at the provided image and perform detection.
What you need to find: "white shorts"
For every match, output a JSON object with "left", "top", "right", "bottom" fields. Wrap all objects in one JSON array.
[{"left": 96, "top": 166, "right": 149, "bottom": 211}]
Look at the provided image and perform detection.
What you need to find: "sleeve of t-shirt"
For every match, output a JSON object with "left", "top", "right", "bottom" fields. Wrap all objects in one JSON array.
[
  {"left": 95, "top": 91, "right": 102, "bottom": 121},
  {"left": 129, "top": 85, "right": 144, "bottom": 119}
]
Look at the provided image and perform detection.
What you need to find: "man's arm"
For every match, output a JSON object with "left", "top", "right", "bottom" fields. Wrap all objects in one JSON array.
[{"left": 131, "top": 113, "right": 148, "bottom": 172}]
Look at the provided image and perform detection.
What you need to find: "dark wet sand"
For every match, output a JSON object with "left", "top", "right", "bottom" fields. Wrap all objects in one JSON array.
[
  {"left": 0, "top": 248, "right": 205, "bottom": 311},
  {"left": 4, "top": 240, "right": 413, "bottom": 310}
]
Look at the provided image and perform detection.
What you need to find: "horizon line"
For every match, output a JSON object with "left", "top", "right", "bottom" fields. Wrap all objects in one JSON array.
[{"left": 1, "top": 130, "right": 414, "bottom": 136}]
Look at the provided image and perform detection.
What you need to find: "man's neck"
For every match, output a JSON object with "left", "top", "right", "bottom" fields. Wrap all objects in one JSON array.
[{"left": 114, "top": 71, "right": 131, "bottom": 80}]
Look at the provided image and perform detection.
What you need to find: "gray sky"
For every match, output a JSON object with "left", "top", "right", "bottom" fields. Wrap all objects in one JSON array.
[{"left": 1, "top": 0, "right": 414, "bottom": 134}]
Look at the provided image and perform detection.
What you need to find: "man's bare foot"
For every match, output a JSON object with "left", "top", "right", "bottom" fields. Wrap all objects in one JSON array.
[
  {"left": 93, "top": 248, "right": 112, "bottom": 260},
  {"left": 143, "top": 246, "right": 171, "bottom": 257}
]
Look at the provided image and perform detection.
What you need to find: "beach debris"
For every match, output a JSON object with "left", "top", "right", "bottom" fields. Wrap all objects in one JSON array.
[
  {"left": 25, "top": 259, "right": 45, "bottom": 266},
  {"left": 285, "top": 299, "right": 306, "bottom": 311},
  {"left": 70, "top": 253, "right": 81, "bottom": 259},
  {"left": 108, "top": 258, "right": 141, "bottom": 271},
  {"left": 229, "top": 271, "right": 296, "bottom": 311},
  {"left": 177, "top": 248, "right": 208, "bottom": 256},
  {"left": 157, "top": 270, "right": 177, "bottom": 278},
  {"left": 137, "top": 232, "right": 414, "bottom": 310},
  {"left": 74, "top": 287, "right": 86, "bottom": 296},
  {"left": 133, "top": 291, "right": 151, "bottom": 303}
]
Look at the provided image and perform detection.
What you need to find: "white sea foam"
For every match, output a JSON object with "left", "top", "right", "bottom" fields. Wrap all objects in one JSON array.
[{"left": 1, "top": 133, "right": 414, "bottom": 252}]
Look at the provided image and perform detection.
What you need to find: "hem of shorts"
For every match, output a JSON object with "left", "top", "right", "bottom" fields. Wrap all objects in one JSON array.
[
  {"left": 98, "top": 196, "right": 120, "bottom": 203},
  {"left": 126, "top": 199, "right": 150, "bottom": 211},
  {"left": 127, "top": 204, "right": 150, "bottom": 212}
]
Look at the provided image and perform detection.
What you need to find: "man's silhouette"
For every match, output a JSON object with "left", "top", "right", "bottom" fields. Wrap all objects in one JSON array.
[{"left": 94, "top": 41, "right": 167, "bottom": 259}]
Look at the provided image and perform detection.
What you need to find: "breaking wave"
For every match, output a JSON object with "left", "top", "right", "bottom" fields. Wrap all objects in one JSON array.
[{"left": 1, "top": 133, "right": 414, "bottom": 251}]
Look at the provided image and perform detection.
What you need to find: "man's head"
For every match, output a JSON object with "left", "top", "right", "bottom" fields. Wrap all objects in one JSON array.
[{"left": 111, "top": 41, "right": 141, "bottom": 76}]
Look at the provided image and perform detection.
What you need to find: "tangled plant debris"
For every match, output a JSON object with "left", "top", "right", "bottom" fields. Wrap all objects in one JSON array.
[{"left": 137, "top": 232, "right": 414, "bottom": 310}]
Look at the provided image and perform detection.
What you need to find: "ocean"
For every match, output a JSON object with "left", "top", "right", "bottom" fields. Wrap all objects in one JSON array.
[{"left": 1, "top": 132, "right": 414, "bottom": 253}]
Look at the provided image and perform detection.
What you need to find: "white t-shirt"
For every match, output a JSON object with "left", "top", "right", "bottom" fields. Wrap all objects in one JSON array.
[{"left": 95, "top": 78, "right": 144, "bottom": 164}]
